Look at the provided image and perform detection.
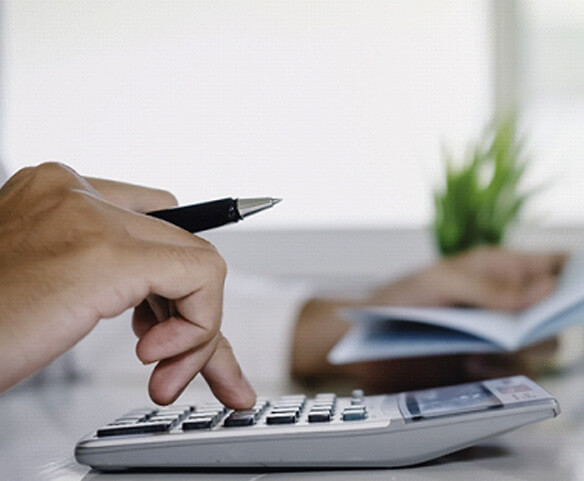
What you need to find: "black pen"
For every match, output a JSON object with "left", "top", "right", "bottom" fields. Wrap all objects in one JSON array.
[{"left": 147, "top": 197, "right": 282, "bottom": 233}]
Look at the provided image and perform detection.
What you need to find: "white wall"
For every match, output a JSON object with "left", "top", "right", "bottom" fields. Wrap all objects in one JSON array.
[
  {"left": 517, "top": 0, "right": 584, "bottom": 227},
  {"left": 1, "top": 0, "right": 492, "bottom": 228}
]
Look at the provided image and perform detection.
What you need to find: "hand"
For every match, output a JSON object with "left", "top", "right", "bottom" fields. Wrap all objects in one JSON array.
[
  {"left": 0, "top": 162, "right": 255, "bottom": 408},
  {"left": 368, "top": 246, "right": 566, "bottom": 310},
  {"left": 291, "top": 246, "right": 566, "bottom": 391}
]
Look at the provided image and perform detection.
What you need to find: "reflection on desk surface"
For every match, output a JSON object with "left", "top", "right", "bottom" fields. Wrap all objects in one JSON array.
[{"left": 3, "top": 366, "right": 584, "bottom": 481}]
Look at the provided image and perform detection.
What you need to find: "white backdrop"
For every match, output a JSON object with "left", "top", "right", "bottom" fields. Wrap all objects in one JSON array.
[{"left": 1, "top": 0, "right": 492, "bottom": 228}]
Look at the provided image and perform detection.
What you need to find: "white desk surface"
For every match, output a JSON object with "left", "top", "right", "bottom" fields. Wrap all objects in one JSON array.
[{"left": 3, "top": 365, "right": 584, "bottom": 481}]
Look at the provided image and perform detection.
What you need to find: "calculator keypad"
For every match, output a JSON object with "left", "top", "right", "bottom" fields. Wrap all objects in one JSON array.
[
  {"left": 95, "top": 391, "right": 369, "bottom": 438},
  {"left": 96, "top": 406, "right": 192, "bottom": 437}
]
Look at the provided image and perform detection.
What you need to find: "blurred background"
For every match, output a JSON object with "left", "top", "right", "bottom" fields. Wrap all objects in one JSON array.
[
  {"left": 2, "top": 0, "right": 583, "bottom": 231},
  {"left": 2, "top": 0, "right": 584, "bottom": 383}
]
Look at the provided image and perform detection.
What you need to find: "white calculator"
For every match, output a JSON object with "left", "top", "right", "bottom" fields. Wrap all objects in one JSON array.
[{"left": 75, "top": 375, "right": 559, "bottom": 471}]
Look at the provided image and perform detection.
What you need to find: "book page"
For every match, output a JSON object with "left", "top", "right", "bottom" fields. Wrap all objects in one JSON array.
[
  {"left": 517, "top": 245, "right": 584, "bottom": 340},
  {"left": 346, "top": 306, "right": 519, "bottom": 349},
  {"left": 328, "top": 323, "right": 500, "bottom": 364}
]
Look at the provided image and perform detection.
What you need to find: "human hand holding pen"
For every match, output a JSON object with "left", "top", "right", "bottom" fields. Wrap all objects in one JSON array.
[{"left": 0, "top": 162, "right": 256, "bottom": 408}]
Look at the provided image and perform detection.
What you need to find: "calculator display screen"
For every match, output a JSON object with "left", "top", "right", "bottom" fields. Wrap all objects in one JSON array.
[{"left": 403, "top": 382, "right": 502, "bottom": 420}]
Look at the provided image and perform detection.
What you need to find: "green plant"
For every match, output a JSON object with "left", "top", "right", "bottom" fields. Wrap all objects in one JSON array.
[{"left": 433, "top": 115, "right": 532, "bottom": 256}]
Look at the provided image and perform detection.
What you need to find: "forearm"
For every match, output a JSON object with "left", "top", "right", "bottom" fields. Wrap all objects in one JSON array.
[{"left": 291, "top": 298, "right": 351, "bottom": 380}]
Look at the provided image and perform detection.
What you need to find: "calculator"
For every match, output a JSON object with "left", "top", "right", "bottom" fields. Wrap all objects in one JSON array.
[{"left": 75, "top": 375, "right": 559, "bottom": 471}]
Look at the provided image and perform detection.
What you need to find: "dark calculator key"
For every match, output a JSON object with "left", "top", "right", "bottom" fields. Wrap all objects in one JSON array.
[
  {"left": 97, "top": 421, "right": 173, "bottom": 437},
  {"left": 308, "top": 411, "right": 332, "bottom": 423},
  {"left": 266, "top": 413, "right": 297, "bottom": 425},
  {"left": 182, "top": 417, "right": 214, "bottom": 430},
  {"left": 224, "top": 411, "right": 256, "bottom": 427}
]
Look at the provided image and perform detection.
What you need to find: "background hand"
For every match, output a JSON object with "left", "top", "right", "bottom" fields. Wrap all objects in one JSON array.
[{"left": 292, "top": 246, "right": 567, "bottom": 391}]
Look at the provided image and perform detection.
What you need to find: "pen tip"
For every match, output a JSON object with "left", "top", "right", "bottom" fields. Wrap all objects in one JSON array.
[{"left": 272, "top": 198, "right": 283, "bottom": 205}]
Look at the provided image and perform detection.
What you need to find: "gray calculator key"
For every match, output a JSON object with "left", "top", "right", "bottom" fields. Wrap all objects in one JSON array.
[
  {"left": 308, "top": 411, "right": 332, "bottom": 423},
  {"left": 342, "top": 408, "right": 367, "bottom": 421},
  {"left": 224, "top": 411, "right": 256, "bottom": 427},
  {"left": 182, "top": 417, "right": 214, "bottom": 430},
  {"left": 266, "top": 413, "right": 297, "bottom": 424},
  {"left": 97, "top": 420, "right": 173, "bottom": 437}
]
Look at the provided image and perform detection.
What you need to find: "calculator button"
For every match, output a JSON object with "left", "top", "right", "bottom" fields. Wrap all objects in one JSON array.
[
  {"left": 270, "top": 407, "right": 300, "bottom": 417},
  {"left": 308, "top": 411, "right": 332, "bottom": 423},
  {"left": 342, "top": 408, "right": 367, "bottom": 421},
  {"left": 182, "top": 417, "right": 214, "bottom": 430},
  {"left": 266, "top": 413, "right": 297, "bottom": 424},
  {"left": 224, "top": 411, "right": 256, "bottom": 427},
  {"left": 97, "top": 420, "right": 173, "bottom": 437}
]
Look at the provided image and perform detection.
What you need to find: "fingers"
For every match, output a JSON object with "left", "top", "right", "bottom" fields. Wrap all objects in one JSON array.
[
  {"left": 132, "top": 296, "right": 170, "bottom": 338},
  {"left": 86, "top": 177, "right": 178, "bottom": 213},
  {"left": 136, "top": 316, "right": 210, "bottom": 365},
  {"left": 202, "top": 335, "right": 256, "bottom": 409},
  {"left": 435, "top": 262, "right": 556, "bottom": 311},
  {"left": 132, "top": 300, "right": 157, "bottom": 338},
  {"left": 456, "top": 246, "right": 567, "bottom": 284},
  {"left": 147, "top": 337, "right": 220, "bottom": 406},
  {"left": 0, "top": 162, "right": 248, "bottom": 407},
  {"left": 125, "top": 242, "right": 241, "bottom": 406},
  {"left": 435, "top": 246, "right": 569, "bottom": 311},
  {"left": 147, "top": 333, "right": 256, "bottom": 409}
]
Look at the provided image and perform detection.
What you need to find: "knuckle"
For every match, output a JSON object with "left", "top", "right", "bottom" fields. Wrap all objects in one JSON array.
[
  {"left": 208, "top": 253, "right": 228, "bottom": 285},
  {"left": 155, "top": 188, "right": 179, "bottom": 208},
  {"left": 35, "top": 161, "right": 70, "bottom": 175},
  {"left": 217, "top": 334, "right": 234, "bottom": 352},
  {"left": 213, "top": 251, "right": 228, "bottom": 281},
  {"left": 32, "top": 161, "right": 80, "bottom": 185},
  {"left": 13, "top": 162, "right": 81, "bottom": 199},
  {"left": 192, "top": 241, "right": 227, "bottom": 282},
  {"left": 10, "top": 165, "right": 34, "bottom": 180}
]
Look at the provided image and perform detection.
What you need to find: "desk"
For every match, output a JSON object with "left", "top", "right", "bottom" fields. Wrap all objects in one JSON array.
[{"left": 3, "top": 366, "right": 584, "bottom": 481}]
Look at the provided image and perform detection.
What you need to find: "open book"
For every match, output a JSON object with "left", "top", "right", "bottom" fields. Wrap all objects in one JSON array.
[{"left": 329, "top": 246, "right": 584, "bottom": 364}]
